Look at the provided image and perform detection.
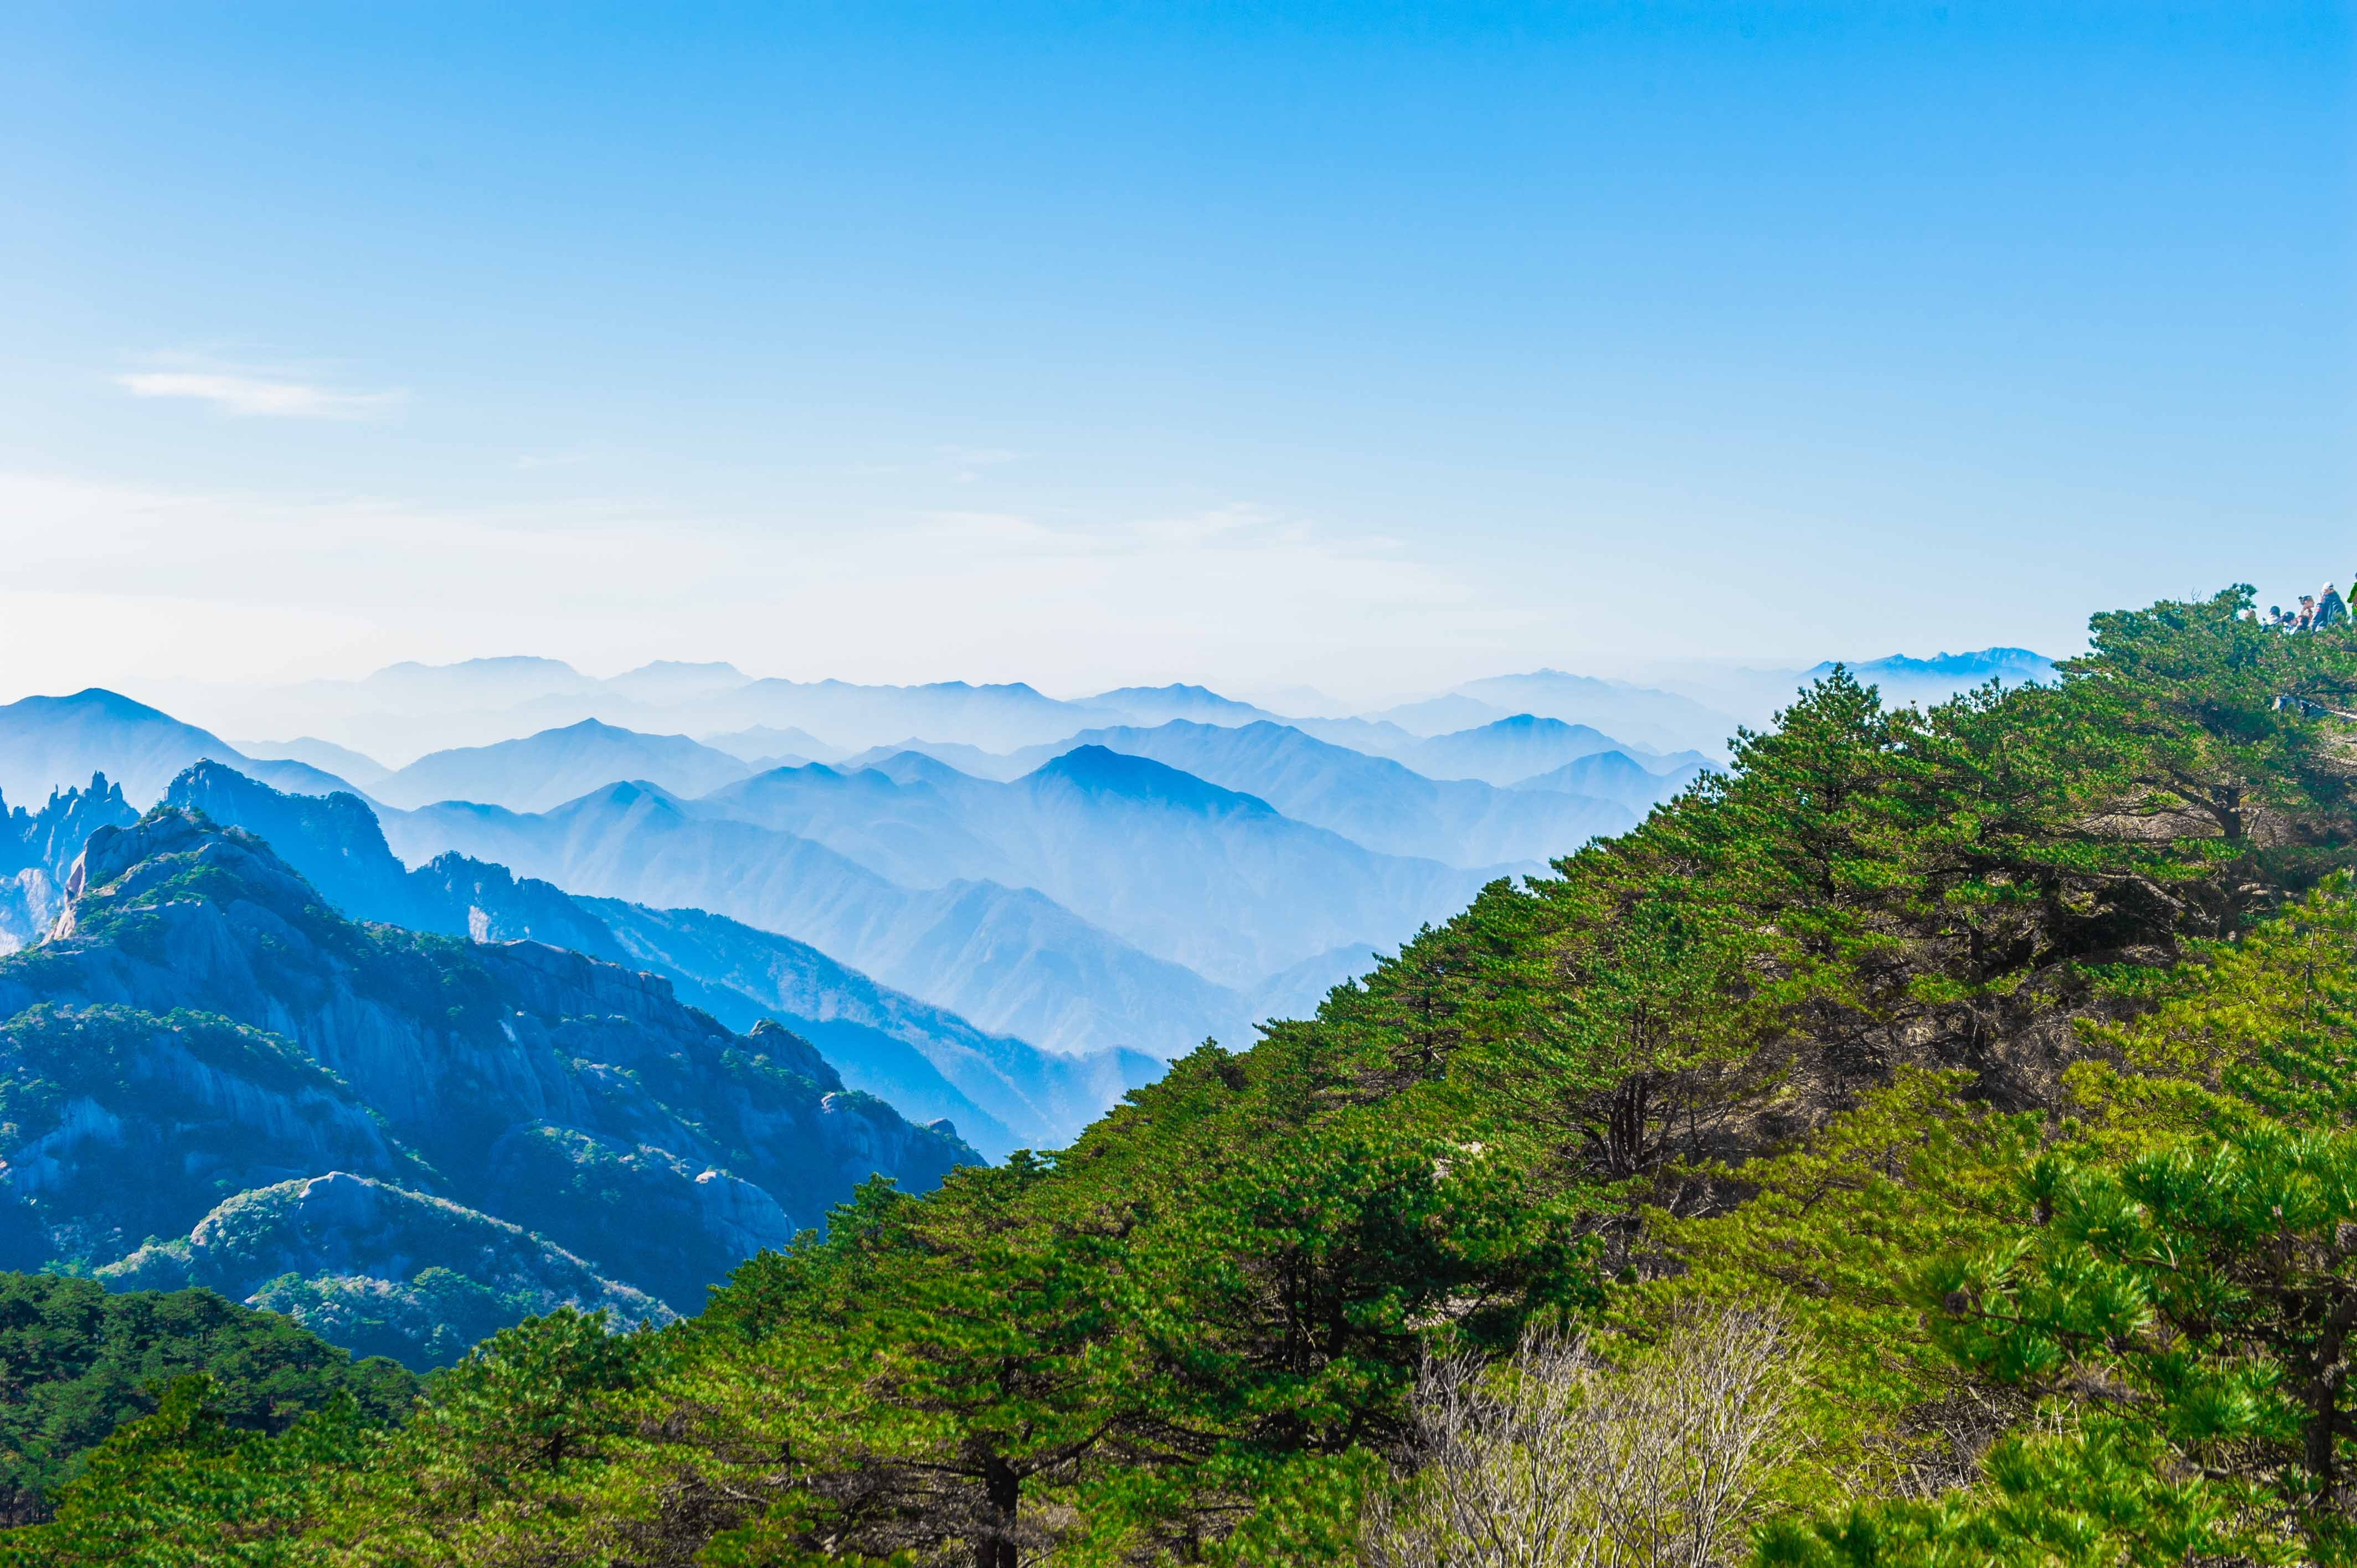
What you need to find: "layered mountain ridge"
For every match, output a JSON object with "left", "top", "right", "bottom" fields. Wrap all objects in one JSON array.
[
  {"left": 161, "top": 762, "right": 1154, "bottom": 1157},
  {"left": 0, "top": 805, "right": 975, "bottom": 1366}
]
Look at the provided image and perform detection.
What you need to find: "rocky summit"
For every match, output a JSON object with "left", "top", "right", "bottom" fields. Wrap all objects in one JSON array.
[{"left": 0, "top": 807, "right": 976, "bottom": 1368}]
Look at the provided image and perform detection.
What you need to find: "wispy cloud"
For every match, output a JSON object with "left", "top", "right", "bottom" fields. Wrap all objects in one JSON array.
[{"left": 114, "top": 363, "right": 405, "bottom": 420}]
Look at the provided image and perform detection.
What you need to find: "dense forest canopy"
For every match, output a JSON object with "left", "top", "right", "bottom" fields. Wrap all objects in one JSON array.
[
  {"left": 19, "top": 586, "right": 2357, "bottom": 1566},
  {"left": 0, "top": 1273, "right": 413, "bottom": 1528}
]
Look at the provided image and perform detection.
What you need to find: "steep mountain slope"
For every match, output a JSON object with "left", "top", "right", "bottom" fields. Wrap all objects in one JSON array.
[
  {"left": 699, "top": 748, "right": 1499, "bottom": 988},
  {"left": 1399, "top": 714, "right": 1710, "bottom": 786},
  {"left": 163, "top": 763, "right": 1146, "bottom": 1154},
  {"left": 989, "top": 720, "right": 1634, "bottom": 866},
  {"left": 1510, "top": 749, "right": 1708, "bottom": 812},
  {"left": 374, "top": 719, "right": 755, "bottom": 811},
  {"left": 0, "top": 810, "right": 972, "bottom": 1363},
  {"left": 582, "top": 901, "right": 1160, "bottom": 1156},
  {"left": 382, "top": 781, "right": 1249, "bottom": 1058},
  {"left": 0, "top": 776, "right": 139, "bottom": 951},
  {"left": 0, "top": 1271, "right": 415, "bottom": 1524},
  {"left": 49, "top": 591, "right": 2357, "bottom": 1564},
  {"left": 0, "top": 690, "right": 356, "bottom": 807}
]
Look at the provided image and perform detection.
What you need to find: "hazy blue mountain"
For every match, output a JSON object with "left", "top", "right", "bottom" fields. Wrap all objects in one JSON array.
[
  {"left": 0, "top": 809, "right": 972, "bottom": 1365},
  {"left": 837, "top": 738, "right": 1031, "bottom": 781},
  {"left": 697, "top": 762, "right": 1020, "bottom": 886},
  {"left": 373, "top": 719, "right": 755, "bottom": 812},
  {"left": 1363, "top": 693, "right": 1509, "bottom": 737},
  {"left": 233, "top": 736, "right": 395, "bottom": 789},
  {"left": 0, "top": 775, "right": 138, "bottom": 951},
  {"left": 703, "top": 724, "right": 847, "bottom": 765},
  {"left": 162, "top": 662, "right": 1324, "bottom": 770},
  {"left": 1007, "top": 747, "right": 1497, "bottom": 986},
  {"left": 1808, "top": 648, "right": 2058, "bottom": 708},
  {"left": 1285, "top": 714, "right": 1427, "bottom": 759},
  {"left": 699, "top": 747, "right": 1499, "bottom": 988},
  {"left": 601, "top": 661, "right": 751, "bottom": 703},
  {"left": 1448, "top": 669, "right": 1740, "bottom": 757},
  {"left": 582, "top": 901, "right": 1160, "bottom": 1154},
  {"left": 382, "top": 781, "right": 1250, "bottom": 1059},
  {"left": 987, "top": 720, "right": 1633, "bottom": 868},
  {"left": 1082, "top": 683, "right": 1281, "bottom": 728},
  {"left": 354, "top": 654, "right": 599, "bottom": 708},
  {"left": 713, "top": 678, "right": 1114, "bottom": 752},
  {"left": 161, "top": 763, "right": 1139, "bottom": 1155},
  {"left": 1512, "top": 749, "right": 1709, "bottom": 813},
  {"left": 0, "top": 689, "right": 356, "bottom": 807},
  {"left": 1399, "top": 715, "right": 1659, "bottom": 786}
]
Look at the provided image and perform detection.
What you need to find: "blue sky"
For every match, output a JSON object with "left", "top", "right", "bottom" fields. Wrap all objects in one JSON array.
[{"left": 0, "top": 3, "right": 2348, "bottom": 704}]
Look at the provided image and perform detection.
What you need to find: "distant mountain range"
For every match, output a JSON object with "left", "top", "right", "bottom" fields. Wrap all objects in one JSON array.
[
  {"left": 918, "top": 720, "right": 1645, "bottom": 866},
  {"left": 695, "top": 746, "right": 1497, "bottom": 990},
  {"left": 111, "top": 643, "right": 2056, "bottom": 781},
  {"left": 153, "top": 664, "right": 1306, "bottom": 766},
  {"left": 1, "top": 649, "right": 2050, "bottom": 1090},
  {"left": 367, "top": 719, "right": 756, "bottom": 812},
  {"left": 379, "top": 777, "right": 1249, "bottom": 1059},
  {"left": 0, "top": 643, "right": 2062, "bottom": 1384},
  {"left": 1803, "top": 648, "right": 2059, "bottom": 706},
  {"left": 0, "top": 690, "right": 357, "bottom": 807},
  {"left": 0, "top": 802, "right": 973, "bottom": 1366},
  {"left": 1394, "top": 715, "right": 1710, "bottom": 788},
  {"left": 1516, "top": 749, "right": 1710, "bottom": 811},
  {"left": 234, "top": 734, "right": 397, "bottom": 789},
  {"left": 162, "top": 762, "right": 1153, "bottom": 1159}
]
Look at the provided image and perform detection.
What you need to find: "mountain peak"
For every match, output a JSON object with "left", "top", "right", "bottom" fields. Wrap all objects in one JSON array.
[
  {"left": 1464, "top": 713, "right": 1610, "bottom": 741},
  {"left": 53, "top": 805, "right": 329, "bottom": 947},
  {"left": 34, "top": 688, "right": 188, "bottom": 724},
  {"left": 370, "top": 656, "right": 584, "bottom": 678},
  {"left": 1030, "top": 745, "right": 1273, "bottom": 816}
]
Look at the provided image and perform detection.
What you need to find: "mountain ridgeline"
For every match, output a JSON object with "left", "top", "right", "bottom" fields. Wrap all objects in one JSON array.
[
  {"left": 0, "top": 682, "right": 1736, "bottom": 1069},
  {"left": 0, "top": 801, "right": 976, "bottom": 1370},
  {"left": 159, "top": 760, "right": 1157, "bottom": 1158},
  {"left": 15, "top": 593, "right": 2332, "bottom": 1567}
]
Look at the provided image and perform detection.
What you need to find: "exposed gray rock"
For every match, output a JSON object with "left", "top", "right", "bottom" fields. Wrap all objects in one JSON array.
[{"left": 0, "top": 810, "right": 976, "bottom": 1365}]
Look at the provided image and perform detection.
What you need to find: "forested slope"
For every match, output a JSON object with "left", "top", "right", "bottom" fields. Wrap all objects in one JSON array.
[{"left": 25, "top": 588, "right": 2357, "bottom": 1566}]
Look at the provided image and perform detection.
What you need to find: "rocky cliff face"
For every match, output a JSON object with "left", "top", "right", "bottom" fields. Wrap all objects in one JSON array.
[
  {"left": 0, "top": 776, "right": 137, "bottom": 952},
  {"left": 0, "top": 809, "right": 975, "bottom": 1366}
]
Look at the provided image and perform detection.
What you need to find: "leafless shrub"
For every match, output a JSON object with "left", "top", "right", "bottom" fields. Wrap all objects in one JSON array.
[
  {"left": 1363, "top": 1304, "right": 1807, "bottom": 1568},
  {"left": 1877, "top": 1382, "right": 2032, "bottom": 1500}
]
